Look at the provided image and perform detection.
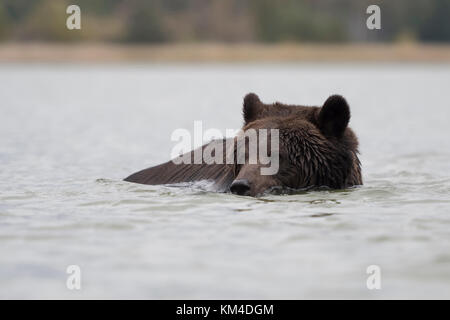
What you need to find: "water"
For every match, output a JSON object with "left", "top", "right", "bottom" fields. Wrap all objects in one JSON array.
[{"left": 1, "top": 63, "right": 449, "bottom": 299}]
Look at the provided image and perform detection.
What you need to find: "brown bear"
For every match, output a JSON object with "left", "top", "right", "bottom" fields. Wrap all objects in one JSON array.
[{"left": 124, "top": 93, "right": 362, "bottom": 196}]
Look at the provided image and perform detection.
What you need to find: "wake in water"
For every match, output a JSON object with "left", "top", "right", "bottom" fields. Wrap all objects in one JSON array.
[{"left": 150, "top": 179, "right": 360, "bottom": 197}]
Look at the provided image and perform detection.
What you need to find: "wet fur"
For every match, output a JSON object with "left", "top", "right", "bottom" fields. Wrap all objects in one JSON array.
[
  {"left": 125, "top": 93, "right": 362, "bottom": 195},
  {"left": 124, "top": 142, "right": 235, "bottom": 192}
]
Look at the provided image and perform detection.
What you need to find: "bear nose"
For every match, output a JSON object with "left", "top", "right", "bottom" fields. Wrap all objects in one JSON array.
[{"left": 230, "top": 179, "right": 251, "bottom": 196}]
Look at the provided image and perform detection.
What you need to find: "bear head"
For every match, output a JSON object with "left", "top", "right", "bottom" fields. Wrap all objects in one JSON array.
[{"left": 229, "top": 93, "right": 362, "bottom": 196}]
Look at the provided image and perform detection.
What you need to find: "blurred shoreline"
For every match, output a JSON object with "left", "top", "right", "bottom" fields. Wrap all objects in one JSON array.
[{"left": 1, "top": 42, "right": 450, "bottom": 63}]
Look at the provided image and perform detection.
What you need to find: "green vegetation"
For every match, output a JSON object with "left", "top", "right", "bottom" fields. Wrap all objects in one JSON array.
[{"left": 0, "top": 0, "right": 448, "bottom": 43}]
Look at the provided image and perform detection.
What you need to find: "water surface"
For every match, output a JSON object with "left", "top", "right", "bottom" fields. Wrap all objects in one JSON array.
[{"left": 0, "top": 63, "right": 449, "bottom": 299}]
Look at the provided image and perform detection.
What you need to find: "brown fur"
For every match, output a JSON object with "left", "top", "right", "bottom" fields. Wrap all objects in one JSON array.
[
  {"left": 124, "top": 141, "right": 235, "bottom": 192},
  {"left": 125, "top": 93, "right": 362, "bottom": 196}
]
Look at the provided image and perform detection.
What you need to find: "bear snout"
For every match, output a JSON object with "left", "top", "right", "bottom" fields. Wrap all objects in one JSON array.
[{"left": 230, "top": 179, "right": 251, "bottom": 196}]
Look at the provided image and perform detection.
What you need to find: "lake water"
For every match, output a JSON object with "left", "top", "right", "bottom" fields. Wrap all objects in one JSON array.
[{"left": 0, "top": 63, "right": 449, "bottom": 299}]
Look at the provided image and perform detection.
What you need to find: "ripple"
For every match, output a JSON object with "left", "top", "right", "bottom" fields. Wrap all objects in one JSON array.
[{"left": 308, "top": 213, "right": 336, "bottom": 218}]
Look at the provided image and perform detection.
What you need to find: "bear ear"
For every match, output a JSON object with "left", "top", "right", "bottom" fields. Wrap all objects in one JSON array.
[
  {"left": 318, "top": 95, "right": 350, "bottom": 137},
  {"left": 243, "top": 93, "right": 262, "bottom": 125}
]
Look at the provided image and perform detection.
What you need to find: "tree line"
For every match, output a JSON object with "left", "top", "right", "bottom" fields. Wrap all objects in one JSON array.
[{"left": 0, "top": 0, "right": 448, "bottom": 43}]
